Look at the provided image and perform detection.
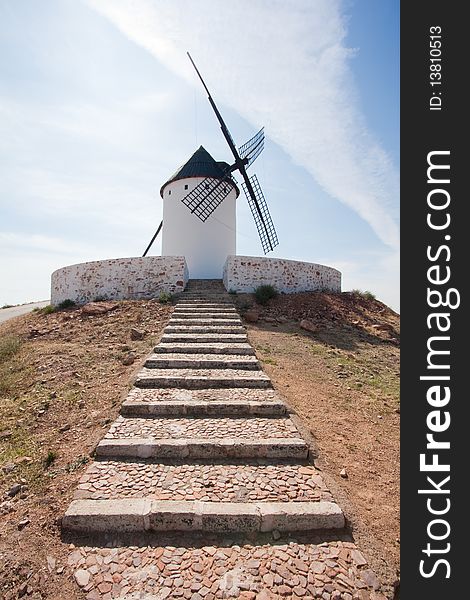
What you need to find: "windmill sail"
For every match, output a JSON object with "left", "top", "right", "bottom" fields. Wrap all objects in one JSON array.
[
  {"left": 186, "top": 52, "right": 279, "bottom": 253},
  {"left": 181, "top": 174, "right": 234, "bottom": 222},
  {"left": 238, "top": 127, "right": 265, "bottom": 168},
  {"left": 242, "top": 173, "right": 278, "bottom": 254}
]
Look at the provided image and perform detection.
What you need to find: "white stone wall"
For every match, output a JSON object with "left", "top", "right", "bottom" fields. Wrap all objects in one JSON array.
[
  {"left": 51, "top": 257, "right": 188, "bottom": 305},
  {"left": 223, "top": 256, "right": 341, "bottom": 293},
  {"left": 161, "top": 177, "right": 237, "bottom": 279}
]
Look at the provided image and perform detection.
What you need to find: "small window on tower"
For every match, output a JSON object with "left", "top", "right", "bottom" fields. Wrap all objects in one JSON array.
[
  {"left": 184, "top": 184, "right": 188, "bottom": 190},
  {"left": 168, "top": 190, "right": 171, "bottom": 195}
]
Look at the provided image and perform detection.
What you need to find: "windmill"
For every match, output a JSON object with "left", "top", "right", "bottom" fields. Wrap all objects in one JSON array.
[
  {"left": 143, "top": 53, "right": 278, "bottom": 257},
  {"left": 183, "top": 52, "right": 278, "bottom": 255}
]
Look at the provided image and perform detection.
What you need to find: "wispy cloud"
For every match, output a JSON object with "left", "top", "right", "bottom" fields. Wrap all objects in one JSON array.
[{"left": 87, "top": 0, "right": 399, "bottom": 249}]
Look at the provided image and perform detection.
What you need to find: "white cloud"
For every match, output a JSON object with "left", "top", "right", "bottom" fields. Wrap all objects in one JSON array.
[{"left": 87, "top": 0, "right": 399, "bottom": 250}]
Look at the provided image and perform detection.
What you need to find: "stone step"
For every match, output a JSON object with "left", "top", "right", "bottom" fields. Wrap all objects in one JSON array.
[
  {"left": 63, "top": 499, "right": 344, "bottom": 533},
  {"left": 175, "top": 302, "right": 236, "bottom": 309},
  {"left": 173, "top": 306, "right": 237, "bottom": 313},
  {"left": 154, "top": 342, "right": 255, "bottom": 355},
  {"left": 121, "top": 388, "right": 287, "bottom": 417},
  {"left": 97, "top": 415, "right": 305, "bottom": 459},
  {"left": 160, "top": 333, "right": 248, "bottom": 343},
  {"left": 66, "top": 539, "right": 377, "bottom": 599},
  {"left": 96, "top": 438, "right": 308, "bottom": 460},
  {"left": 74, "top": 461, "right": 331, "bottom": 503},
  {"left": 134, "top": 368, "right": 271, "bottom": 389},
  {"left": 164, "top": 325, "right": 246, "bottom": 334},
  {"left": 168, "top": 318, "right": 242, "bottom": 326},
  {"left": 105, "top": 415, "right": 299, "bottom": 442},
  {"left": 171, "top": 312, "right": 240, "bottom": 319},
  {"left": 144, "top": 353, "right": 260, "bottom": 370}
]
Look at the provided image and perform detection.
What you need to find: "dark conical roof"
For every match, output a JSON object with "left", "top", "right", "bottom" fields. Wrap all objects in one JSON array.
[{"left": 160, "top": 145, "right": 239, "bottom": 197}]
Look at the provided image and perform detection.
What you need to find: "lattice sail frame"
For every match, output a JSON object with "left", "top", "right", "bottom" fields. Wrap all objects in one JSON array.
[
  {"left": 238, "top": 127, "right": 265, "bottom": 168},
  {"left": 242, "top": 173, "right": 279, "bottom": 254},
  {"left": 181, "top": 174, "right": 236, "bottom": 222}
]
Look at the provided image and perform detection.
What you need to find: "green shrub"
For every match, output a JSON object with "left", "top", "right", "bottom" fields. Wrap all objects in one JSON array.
[
  {"left": 0, "top": 335, "right": 21, "bottom": 363},
  {"left": 1, "top": 304, "right": 13, "bottom": 309},
  {"left": 350, "top": 289, "right": 376, "bottom": 301},
  {"left": 44, "top": 450, "right": 57, "bottom": 468},
  {"left": 254, "top": 284, "right": 278, "bottom": 306},
  {"left": 93, "top": 295, "right": 108, "bottom": 302},
  {"left": 158, "top": 292, "right": 173, "bottom": 304},
  {"left": 228, "top": 289, "right": 237, "bottom": 295},
  {"left": 56, "top": 299, "right": 76, "bottom": 310},
  {"left": 39, "top": 305, "right": 55, "bottom": 315}
]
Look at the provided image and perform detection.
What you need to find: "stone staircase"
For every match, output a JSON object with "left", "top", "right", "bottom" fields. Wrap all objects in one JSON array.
[{"left": 63, "top": 280, "right": 386, "bottom": 598}]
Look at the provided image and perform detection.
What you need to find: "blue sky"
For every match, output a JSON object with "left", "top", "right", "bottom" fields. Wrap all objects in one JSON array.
[{"left": 0, "top": 0, "right": 399, "bottom": 309}]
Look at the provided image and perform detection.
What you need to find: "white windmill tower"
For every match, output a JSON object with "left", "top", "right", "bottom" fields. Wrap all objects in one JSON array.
[
  {"left": 142, "top": 53, "right": 278, "bottom": 279},
  {"left": 159, "top": 146, "right": 239, "bottom": 279}
]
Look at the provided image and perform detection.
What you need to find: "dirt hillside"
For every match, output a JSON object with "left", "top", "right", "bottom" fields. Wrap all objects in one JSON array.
[{"left": 0, "top": 292, "right": 399, "bottom": 599}]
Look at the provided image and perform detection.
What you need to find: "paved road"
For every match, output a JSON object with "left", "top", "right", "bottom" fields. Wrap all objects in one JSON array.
[{"left": 0, "top": 301, "right": 50, "bottom": 324}]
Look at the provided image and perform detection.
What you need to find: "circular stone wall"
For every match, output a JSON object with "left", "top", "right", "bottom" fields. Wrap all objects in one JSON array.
[
  {"left": 51, "top": 256, "right": 188, "bottom": 306},
  {"left": 223, "top": 255, "right": 341, "bottom": 293}
]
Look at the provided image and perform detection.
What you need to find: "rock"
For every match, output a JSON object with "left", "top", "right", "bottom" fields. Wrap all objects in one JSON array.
[
  {"left": 300, "top": 319, "right": 318, "bottom": 334},
  {"left": 2, "top": 462, "right": 16, "bottom": 474},
  {"left": 340, "top": 468, "right": 348, "bottom": 479},
  {"left": 59, "top": 424, "right": 70, "bottom": 433},
  {"left": 351, "top": 549, "right": 368, "bottom": 566},
  {"left": 15, "top": 456, "right": 32, "bottom": 465},
  {"left": 81, "top": 302, "right": 118, "bottom": 316},
  {"left": 46, "top": 556, "right": 56, "bottom": 573},
  {"left": 74, "top": 569, "right": 91, "bottom": 587},
  {"left": 263, "top": 316, "right": 276, "bottom": 323},
  {"left": 17, "top": 518, "right": 30, "bottom": 530},
  {"left": 7, "top": 483, "right": 22, "bottom": 497},
  {"left": 272, "top": 529, "right": 281, "bottom": 540},
  {"left": 0, "top": 430, "right": 12, "bottom": 439},
  {"left": 244, "top": 309, "right": 260, "bottom": 323},
  {"left": 130, "top": 328, "right": 145, "bottom": 341},
  {"left": 121, "top": 352, "right": 137, "bottom": 366},
  {"left": 361, "top": 569, "right": 380, "bottom": 590}
]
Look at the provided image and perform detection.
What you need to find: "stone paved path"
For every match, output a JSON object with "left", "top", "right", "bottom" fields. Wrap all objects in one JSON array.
[{"left": 63, "top": 280, "right": 387, "bottom": 599}]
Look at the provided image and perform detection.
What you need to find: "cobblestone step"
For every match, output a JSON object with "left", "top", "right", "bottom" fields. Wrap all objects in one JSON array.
[
  {"left": 121, "top": 387, "right": 287, "bottom": 415},
  {"left": 175, "top": 302, "right": 235, "bottom": 308},
  {"left": 160, "top": 332, "right": 248, "bottom": 343},
  {"left": 96, "top": 437, "right": 308, "bottom": 460},
  {"left": 121, "top": 399, "right": 287, "bottom": 418},
  {"left": 173, "top": 306, "right": 237, "bottom": 313},
  {"left": 154, "top": 342, "right": 255, "bottom": 355},
  {"left": 63, "top": 498, "right": 344, "bottom": 534},
  {"left": 105, "top": 415, "right": 300, "bottom": 440},
  {"left": 134, "top": 368, "right": 272, "bottom": 389},
  {"left": 144, "top": 353, "right": 260, "bottom": 370},
  {"left": 164, "top": 325, "right": 246, "bottom": 334},
  {"left": 74, "top": 461, "right": 332, "bottom": 503},
  {"left": 168, "top": 318, "right": 243, "bottom": 327},
  {"left": 66, "top": 539, "right": 379, "bottom": 599},
  {"left": 171, "top": 313, "right": 240, "bottom": 321}
]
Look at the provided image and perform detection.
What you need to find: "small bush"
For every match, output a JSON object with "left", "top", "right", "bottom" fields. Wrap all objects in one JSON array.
[
  {"left": 228, "top": 289, "right": 237, "bottom": 295},
  {"left": 39, "top": 305, "right": 55, "bottom": 315},
  {"left": 158, "top": 292, "right": 173, "bottom": 304},
  {"left": 0, "top": 335, "right": 21, "bottom": 363},
  {"left": 351, "top": 289, "right": 376, "bottom": 301},
  {"left": 1, "top": 304, "right": 13, "bottom": 309},
  {"left": 93, "top": 295, "right": 107, "bottom": 302},
  {"left": 44, "top": 450, "right": 57, "bottom": 468},
  {"left": 254, "top": 284, "right": 278, "bottom": 306},
  {"left": 56, "top": 299, "right": 76, "bottom": 310}
]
